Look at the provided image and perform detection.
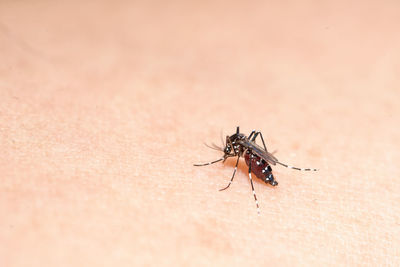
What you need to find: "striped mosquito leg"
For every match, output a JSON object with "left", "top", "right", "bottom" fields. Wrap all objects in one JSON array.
[
  {"left": 193, "top": 157, "right": 224, "bottom": 167},
  {"left": 251, "top": 131, "right": 269, "bottom": 153},
  {"left": 248, "top": 156, "right": 261, "bottom": 215},
  {"left": 276, "top": 161, "right": 318, "bottom": 171},
  {"left": 219, "top": 156, "right": 240, "bottom": 191}
]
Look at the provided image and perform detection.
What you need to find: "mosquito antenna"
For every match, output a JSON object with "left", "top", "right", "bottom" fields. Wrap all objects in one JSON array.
[
  {"left": 220, "top": 129, "right": 225, "bottom": 148},
  {"left": 276, "top": 161, "right": 318, "bottom": 171},
  {"left": 212, "top": 142, "right": 223, "bottom": 150},
  {"left": 203, "top": 142, "right": 223, "bottom": 151}
]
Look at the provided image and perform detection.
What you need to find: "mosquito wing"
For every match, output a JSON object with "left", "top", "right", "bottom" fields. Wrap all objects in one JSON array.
[{"left": 239, "top": 139, "right": 279, "bottom": 165}]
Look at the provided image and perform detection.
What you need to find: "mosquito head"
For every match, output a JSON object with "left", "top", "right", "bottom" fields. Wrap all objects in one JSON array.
[
  {"left": 223, "top": 142, "right": 232, "bottom": 155},
  {"left": 223, "top": 130, "right": 246, "bottom": 156}
]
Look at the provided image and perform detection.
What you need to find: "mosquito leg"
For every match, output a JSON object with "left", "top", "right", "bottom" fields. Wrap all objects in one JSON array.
[
  {"left": 248, "top": 155, "right": 261, "bottom": 215},
  {"left": 248, "top": 130, "right": 255, "bottom": 140},
  {"left": 219, "top": 156, "right": 240, "bottom": 191},
  {"left": 194, "top": 157, "right": 225, "bottom": 166},
  {"left": 250, "top": 132, "right": 317, "bottom": 171},
  {"left": 256, "top": 132, "right": 268, "bottom": 153},
  {"left": 276, "top": 161, "right": 318, "bottom": 171},
  {"left": 251, "top": 131, "right": 269, "bottom": 153}
]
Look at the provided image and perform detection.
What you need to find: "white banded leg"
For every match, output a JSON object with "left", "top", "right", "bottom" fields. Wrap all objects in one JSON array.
[
  {"left": 193, "top": 157, "right": 224, "bottom": 166},
  {"left": 248, "top": 156, "right": 261, "bottom": 215},
  {"left": 276, "top": 161, "right": 318, "bottom": 171},
  {"left": 219, "top": 156, "right": 240, "bottom": 191}
]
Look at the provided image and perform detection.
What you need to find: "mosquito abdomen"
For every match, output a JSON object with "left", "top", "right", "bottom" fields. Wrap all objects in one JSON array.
[{"left": 244, "top": 151, "right": 278, "bottom": 186}]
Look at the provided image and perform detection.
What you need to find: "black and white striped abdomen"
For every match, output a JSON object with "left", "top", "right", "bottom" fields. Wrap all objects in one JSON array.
[{"left": 244, "top": 151, "right": 278, "bottom": 186}]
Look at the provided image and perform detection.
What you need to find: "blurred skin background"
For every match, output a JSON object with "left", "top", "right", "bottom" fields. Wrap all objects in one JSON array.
[{"left": 1, "top": 1, "right": 399, "bottom": 266}]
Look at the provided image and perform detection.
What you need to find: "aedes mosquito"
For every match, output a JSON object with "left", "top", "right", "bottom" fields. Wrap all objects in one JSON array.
[{"left": 194, "top": 127, "right": 318, "bottom": 214}]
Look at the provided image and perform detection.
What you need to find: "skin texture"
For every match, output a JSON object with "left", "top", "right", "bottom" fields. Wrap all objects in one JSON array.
[{"left": 1, "top": 1, "right": 400, "bottom": 266}]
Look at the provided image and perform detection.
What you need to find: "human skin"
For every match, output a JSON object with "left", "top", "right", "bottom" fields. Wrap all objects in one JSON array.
[{"left": 1, "top": 1, "right": 399, "bottom": 266}]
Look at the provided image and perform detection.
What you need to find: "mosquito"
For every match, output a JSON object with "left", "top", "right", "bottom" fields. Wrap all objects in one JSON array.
[{"left": 194, "top": 126, "right": 318, "bottom": 215}]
